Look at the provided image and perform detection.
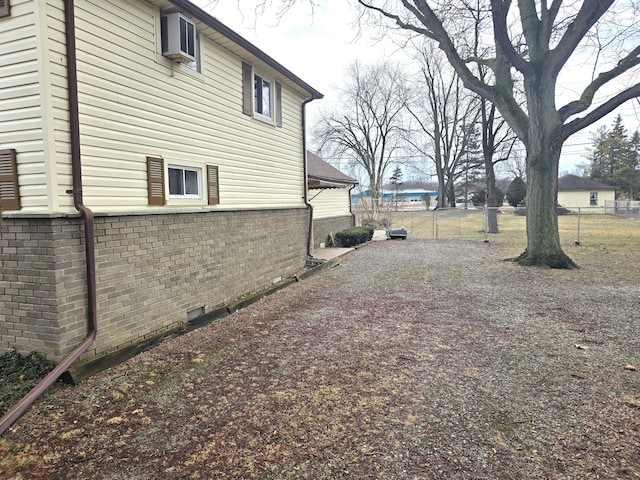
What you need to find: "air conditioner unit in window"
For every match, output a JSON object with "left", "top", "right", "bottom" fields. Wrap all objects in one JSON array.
[{"left": 161, "top": 13, "right": 196, "bottom": 63}]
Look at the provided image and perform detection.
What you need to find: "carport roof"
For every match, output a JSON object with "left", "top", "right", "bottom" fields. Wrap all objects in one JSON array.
[{"left": 307, "top": 151, "right": 358, "bottom": 188}]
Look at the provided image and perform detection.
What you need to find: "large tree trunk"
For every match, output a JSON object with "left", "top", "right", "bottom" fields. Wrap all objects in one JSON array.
[
  {"left": 514, "top": 72, "right": 577, "bottom": 268},
  {"left": 517, "top": 141, "right": 577, "bottom": 268}
]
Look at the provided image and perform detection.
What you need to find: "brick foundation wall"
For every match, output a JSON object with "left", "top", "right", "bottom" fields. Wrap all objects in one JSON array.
[
  {"left": 0, "top": 217, "right": 88, "bottom": 360},
  {"left": 312, "top": 215, "right": 355, "bottom": 248},
  {"left": 0, "top": 208, "right": 309, "bottom": 364}
]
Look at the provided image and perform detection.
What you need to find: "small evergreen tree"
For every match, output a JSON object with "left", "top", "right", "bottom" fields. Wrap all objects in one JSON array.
[
  {"left": 389, "top": 165, "right": 404, "bottom": 209},
  {"left": 506, "top": 177, "right": 527, "bottom": 207}
]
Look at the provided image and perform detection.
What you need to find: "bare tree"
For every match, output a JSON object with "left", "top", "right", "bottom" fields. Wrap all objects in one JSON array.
[
  {"left": 354, "top": 0, "right": 640, "bottom": 267},
  {"left": 406, "top": 44, "right": 481, "bottom": 209},
  {"left": 314, "top": 60, "right": 410, "bottom": 222},
  {"left": 500, "top": 148, "right": 527, "bottom": 180},
  {"left": 464, "top": 0, "right": 518, "bottom": 232}
]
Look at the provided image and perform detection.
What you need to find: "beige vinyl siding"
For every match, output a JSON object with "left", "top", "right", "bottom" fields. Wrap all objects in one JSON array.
[
  {"left": 558, "top": 190, "right": 616, "bottom": 210},
  {"left": 0, "top": 0, "right": 52, "bottom": 211},
  {"left": 310, "top": 187, "right": 352, "bottom": 219},
  {"left": 49, "top": 0, "right": 306, "bottom": 213}
]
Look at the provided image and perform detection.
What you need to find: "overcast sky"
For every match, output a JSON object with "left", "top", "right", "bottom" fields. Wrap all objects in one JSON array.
[{"left": 194, "top": 1, "right": 640, "bottom": 177}]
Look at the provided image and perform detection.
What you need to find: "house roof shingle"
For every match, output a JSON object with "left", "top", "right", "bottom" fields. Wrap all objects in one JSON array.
[
  {"left": 307, "top": 151, "right": 358, "bottom": 187},
  {"left": 558, "top": 174, "right": 616, "bottom": 191}
]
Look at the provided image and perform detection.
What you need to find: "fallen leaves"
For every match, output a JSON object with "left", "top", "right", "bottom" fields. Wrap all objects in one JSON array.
[{"left": 1, "top": 241, "right": 639, "bottom": 479}]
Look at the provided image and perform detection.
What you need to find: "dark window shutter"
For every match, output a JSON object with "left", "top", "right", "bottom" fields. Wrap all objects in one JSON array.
[
  {"left": 147, "top": 157, "right": 165, "bottom": 206},
  {"left": 0, "top": 148, "right": 20, "bottom": 211},
  {"left": 207, "top": 165, "right": 219, "bottom": 205},
  {"left": 242, "top": 62, "right": 252, "bottom": 116},
  {"left": 275, "top": 82, "right": 282, "bottom": 127},
  {"left": 0, "top": 0, "right": 10, "bottom": 19}
]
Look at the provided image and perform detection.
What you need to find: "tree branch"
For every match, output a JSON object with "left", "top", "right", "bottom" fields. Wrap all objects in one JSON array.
[
  {"left": 550, "top": 0, "right": 615, "bottom": 76},
  {"left": 558, "top": 45, "right": 640, "bottom": 121},
  {"left": 490, "top": 0, "right": 531, "bottom": 73},
  {"left": 561, "top": 82, "right": 640, "bottom": 142}
]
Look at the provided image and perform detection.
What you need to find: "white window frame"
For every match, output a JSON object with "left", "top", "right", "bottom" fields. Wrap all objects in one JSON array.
[
  {"left": 181, "top": 30, "right": 200, "bottom": 73},
  {"left": 168, "top": 165, "right": 202, "bottom": 198},
  {"left": 254, "top": 72, "right": 273, "bottom": 119}
]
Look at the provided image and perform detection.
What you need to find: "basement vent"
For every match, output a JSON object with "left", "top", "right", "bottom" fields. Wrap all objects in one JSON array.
[{"left": 187, "top": 306, "right": 205, "bottom": 323}]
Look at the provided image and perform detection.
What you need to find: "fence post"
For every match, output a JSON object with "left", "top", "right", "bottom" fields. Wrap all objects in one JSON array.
[
  {"left": 575, "top": 207, "right": 581, "bottom": 245},
  {"left": 433, "top": 210, "right": 438, "bottom": 239},
  {"left": 484, "top": 207, "right": 489, "bottom": 242}
]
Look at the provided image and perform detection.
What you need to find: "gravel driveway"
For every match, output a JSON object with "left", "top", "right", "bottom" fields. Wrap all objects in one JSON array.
[{"left": 1, "top": 239, "right": 639, "bottom": 479}]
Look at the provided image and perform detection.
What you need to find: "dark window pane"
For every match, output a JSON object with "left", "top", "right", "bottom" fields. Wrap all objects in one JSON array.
[
  {"left": 184, "top": 170, "right": 199, "bottom": 194},
  {"left": 168, "top": 168, "right": 183, "bottom": 195}
]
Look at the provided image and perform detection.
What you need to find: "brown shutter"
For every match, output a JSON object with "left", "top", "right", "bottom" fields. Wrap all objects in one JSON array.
[
  {"left": 242, "top": 62, "right": 252, "bottom": 116},
  {"left": 146, "top": 156, "right": 165, "bottom": 206},
  {"left": 207, "top": 165, "right": 219, "bottom": 205},
  {"left": 0, "top": 0, "right": 10, "bottom": 19},
  {"left": 0, "top": 148, "right": 20, "bottom": 211},
  {"left": 275, "top": 82, "right": 282, "bottom": 127}
]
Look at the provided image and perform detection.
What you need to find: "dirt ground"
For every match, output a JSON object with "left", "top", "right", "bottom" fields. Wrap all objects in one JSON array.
[{"left": 1, "top": 239, "right": 639, "bottom": 479}]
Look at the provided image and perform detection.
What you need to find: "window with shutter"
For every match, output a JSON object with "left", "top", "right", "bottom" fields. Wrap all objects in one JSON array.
[
  {"left": 242, "top": 62, "right": 283, "bottom": 125},
  {"left": 147, "top": 157, "right": 165, "bottom": 206},
  {"left": 0, "top": 0, "right": 10, "bottom": 18},
  {"left": 0, "top": 148, "right": 20, "bottom": 211},
  {"left": 207, "top": 165, "right": 219, "bottom": 205}
]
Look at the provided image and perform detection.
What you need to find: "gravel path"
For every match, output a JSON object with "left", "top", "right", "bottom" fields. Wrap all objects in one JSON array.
[{"left": 1, "top": 239, "right": 639, "bottom": 479}]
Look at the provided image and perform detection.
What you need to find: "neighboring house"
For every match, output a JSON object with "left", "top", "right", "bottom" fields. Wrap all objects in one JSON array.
[
  {"left": 0, "top": 0, "right": 322, "bottom": 378},
  {"left": 557, "top": 174, "right": 617, "bottom": 211},
  {"left": 306, "top": 151, "right": 358, "bottom": 248}
]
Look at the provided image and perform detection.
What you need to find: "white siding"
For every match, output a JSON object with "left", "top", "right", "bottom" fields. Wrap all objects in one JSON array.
[
  {"left": 310, "top": 187, "right": 352, "bottom": 219},
  {"left": 53, "top": 0, "right": 308, "bottom": 212},
  {"left": 0, "top": 0, "right": 52, "bottom": 211}
]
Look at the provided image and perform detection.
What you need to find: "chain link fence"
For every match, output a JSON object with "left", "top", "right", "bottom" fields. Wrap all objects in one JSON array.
[{"left": 354, "top": 205, "right": 638, "bottom": 247}]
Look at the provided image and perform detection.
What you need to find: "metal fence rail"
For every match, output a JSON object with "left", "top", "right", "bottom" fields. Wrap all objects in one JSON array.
[
  {"left": 605, "top": 200, "right": 640, "bottom": 219},
  {"left": 354, "top": 205, "right": 634, "bottom": 246}
]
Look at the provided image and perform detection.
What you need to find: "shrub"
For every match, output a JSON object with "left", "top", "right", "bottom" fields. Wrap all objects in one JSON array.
[
  {"left": 1, "top": 349, "right": 56, "bottom": 415},
  {"left": 361, "top": 217, "right": 389, "bottom": 229},
  {"left": 472, "top": 189, "right": 487, "bottom": 206},
  {"left": 332, "top": 226, "right": 374, "bottom": 247},
  {"left": 513, "top": 202, "right": 572, "bottom": 217},
  {"left": 514, "top": 207, "right": 527, "bottom": 216},
  {"left": 506, "top": 177, "right": 527, "bottom": 207},
  {"left": 514, "top": 199, "right": 527, "bottom": 215}
]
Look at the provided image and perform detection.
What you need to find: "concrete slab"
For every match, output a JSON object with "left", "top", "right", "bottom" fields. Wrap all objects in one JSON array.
[{"left": 312, "top": 247, "right": 354, "bottom": 261}]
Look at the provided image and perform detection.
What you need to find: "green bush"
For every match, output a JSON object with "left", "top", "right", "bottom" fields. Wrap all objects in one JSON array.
[
  {"left": 513, "top": 202, "right": 572, "bottom": 217},
  {"left": 1, "top": 349, "right": 56, "bottom": 415},
  {"left": 332, "top": 226, "right": 374, "bottom": 247},
  {"left": 506, "top": 176, "right": 527, "bottom": 207},
  {"left": 514, "top": 207, "right": 527, "bottom": 216}
]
